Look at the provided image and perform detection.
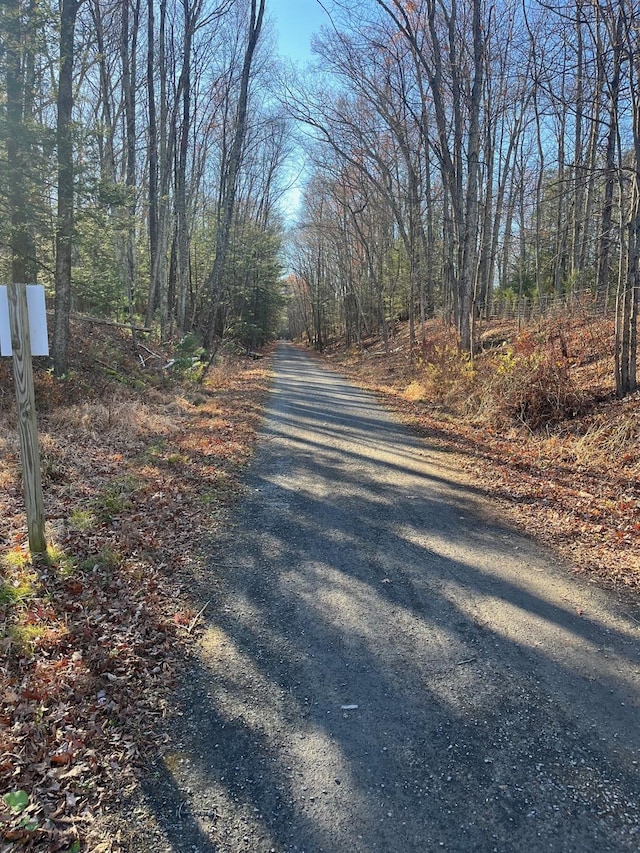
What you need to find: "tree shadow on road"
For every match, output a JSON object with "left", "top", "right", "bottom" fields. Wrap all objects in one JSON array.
[{"left": 140, "top": 345, "right": 640, "bottom": 852}]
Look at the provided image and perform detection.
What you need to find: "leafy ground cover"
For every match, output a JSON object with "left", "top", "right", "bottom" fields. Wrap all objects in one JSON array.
[
  {"left": 2, "top": 312, "right": 639, "bottom": 850},
  {"left": 319, "top": 313, "right": 640, "bottom": 596},
  {"left": 0, "top": 325, "right": 272, "bottom": 851}
]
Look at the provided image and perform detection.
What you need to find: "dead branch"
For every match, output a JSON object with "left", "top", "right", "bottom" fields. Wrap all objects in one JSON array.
[
  {"left": 187, "top": 600, "right": 210, "bottom": 635},
  {"left": 67, "top": 313, "right": 152, "bottom": 334}
]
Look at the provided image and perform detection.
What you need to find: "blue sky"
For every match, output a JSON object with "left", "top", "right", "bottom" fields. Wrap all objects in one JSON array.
[
  {"left": 267, "top": 0, "right": 332, "bottom": 65},
  {"left": 266, "top": 1, "right": 336, "bottom": 223}
]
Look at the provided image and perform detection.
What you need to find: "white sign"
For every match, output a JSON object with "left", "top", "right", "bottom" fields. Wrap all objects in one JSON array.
[{"left": 0, "top": 285, "right": 50, "bottom": 356}]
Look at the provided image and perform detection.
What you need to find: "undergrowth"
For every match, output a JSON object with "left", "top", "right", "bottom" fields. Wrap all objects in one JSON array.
[
  {"left": 400, "top": 329, "right": 586, "bottom": 431},
  {"left": 324, "top": 314, "right": 639, "bottom": 590},
  {"left": 0, "top": 323, "right": 273, "bottom": 850},
  {"left": 484, "top": 331, "right": 585, "bottom": 430}
]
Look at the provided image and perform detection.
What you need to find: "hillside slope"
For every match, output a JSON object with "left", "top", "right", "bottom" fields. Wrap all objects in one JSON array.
[
  {"left": 0, "top": 324, "right": 272, "bottom": 850},
  {"left": 318, "top": 314, "right": 640, "bottom": 595}
]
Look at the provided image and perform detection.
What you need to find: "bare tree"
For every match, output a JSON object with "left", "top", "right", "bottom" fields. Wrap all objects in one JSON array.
[
  {"left": 4, "top": 0, "right": 39, "bottom": 286},
  {"left": 53, "top": 0, "right": 83, "bottom": 377},
  {"left": 615, "top": 0, "right": 639, "bottom": 395},
  {"left": 203, "top": 0, "right": 266, "bottom": 348}
]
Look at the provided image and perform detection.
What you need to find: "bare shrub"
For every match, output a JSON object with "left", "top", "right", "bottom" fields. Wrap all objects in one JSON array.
[
  {"left": 403, "top": 380, "right": 428, "bottom": 402},
  {"left": 420, "top": 344, "right": 476, "bottom": 410},
  {"left": 487, "top": 333, "right": 584, "bottom": 430}
]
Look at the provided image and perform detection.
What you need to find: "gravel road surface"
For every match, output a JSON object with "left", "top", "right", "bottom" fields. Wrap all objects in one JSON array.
[{"left": 142, "top": 342, "right": 640, "bottom": 852}]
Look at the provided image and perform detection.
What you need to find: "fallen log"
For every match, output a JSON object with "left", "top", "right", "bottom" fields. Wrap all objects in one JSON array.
[{"left": 67, "top": 312, "right": 152, "bottom": 334}]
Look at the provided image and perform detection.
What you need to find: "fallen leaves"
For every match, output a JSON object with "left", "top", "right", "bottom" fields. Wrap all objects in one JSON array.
[
  {"left": 0, "top": 329, "right": 273, "bottom": 850},
  {"left": 324, "top": 317, "right": 640, "bottom": 593}
]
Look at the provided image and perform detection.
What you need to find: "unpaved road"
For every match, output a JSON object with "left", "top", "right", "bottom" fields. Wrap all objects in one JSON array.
[{"left": 142, "top": 343, "right": 640, "bottom": 852}]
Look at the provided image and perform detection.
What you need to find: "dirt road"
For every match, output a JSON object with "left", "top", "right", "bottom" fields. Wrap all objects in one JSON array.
[{"left": 142, "top": 343, "right": 640, "bottom": 852}]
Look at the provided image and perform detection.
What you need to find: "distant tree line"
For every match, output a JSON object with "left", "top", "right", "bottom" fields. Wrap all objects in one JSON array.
[
  {"left": 1, "top": 0, "right": 638, "bottom": 397},
  {"left": 0, "top": 0, "right": 287, "bottom": 376},
  {"left": 286, "top": 0, "right": 639, "bottom": 396}
]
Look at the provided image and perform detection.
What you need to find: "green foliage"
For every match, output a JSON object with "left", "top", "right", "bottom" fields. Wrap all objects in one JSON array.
[
  {"left": 68, "top": 509, "right": 96, "bottom": 532},
  {"left": 1, "top": 548, "right": 30, "bottom": 573},
  {"left": 223, "top": 223, "right": 286, "bottom": 348},
  {"left": 2, "top": 789, "right": 39, "bottom": 830},
  {"left": 0, "top": 579, "right": 32, "bottom": 607},
  {"left": 167, "top": 452, "right": 189, "bottom": 466},
  {"left": 0, "top": 552, "right": 36, "bottom": 606},
  {"left": 45, "top": 543, "right": 76, "bottom": 576},
  {"left": 383, "top": 240, "right": 410, "bottom": 320},
  {"left": 80, "top": 545, "right": 121, "bottom": 575},
  {"left": 94, "top": 475, "right": 138, "bottom": 523},
  {"left": 383, "top": 241, "right": 409, "bottom": 289},
  {"left": 170, "top": 334, "right": 206, "bottom": 378},
  {"left": 3, "top": 790, "right": 29, "bottom": 815},
  {"left": 0, "top": 0, "right": 58, "bottom": 285},
  {"left": 6, "top": 621, "right": 49, "bottom": 654},
  {"left": 74, "top": 185, "right": 132, "bottom": 317},
  {"left": 176, "top": 333, "right": 203, "bottom": 356}
]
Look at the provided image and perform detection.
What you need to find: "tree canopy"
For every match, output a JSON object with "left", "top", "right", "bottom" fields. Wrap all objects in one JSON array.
[{"left": 0, "top": 0, "right": 638, "bottom": 394}]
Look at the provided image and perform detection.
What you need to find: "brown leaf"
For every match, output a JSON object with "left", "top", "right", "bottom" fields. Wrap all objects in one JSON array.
[{"left": 50, "top": 753, "right": 73, "bottom": 766}]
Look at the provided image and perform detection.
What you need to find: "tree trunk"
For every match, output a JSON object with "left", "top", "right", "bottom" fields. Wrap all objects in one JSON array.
[
  {"left": 616, "top": 2, "right": 640, "bottom": 397},
  {"left": 204, "top": 0, "right": 265, "bottom": 347},
  {"left": 597, "top": 6, "right": 623, "bottom": 314},
  {"left": 570, "top": 0, "right": 585, "bottom": 283},
  {"left": 147, "top": 0, "right": 159, "bottom": 317},
  {"left": 53, "top": 0, "right": 81, "bottom": 378},
  {"left": 6, "top": 0, "right": 38, "bottom": 286},
  {"left": 175, "top": 0, "right": 198, "bottom": 333},
  {"left": 120, "top": 0, "right": 140, "bottom": 336}
]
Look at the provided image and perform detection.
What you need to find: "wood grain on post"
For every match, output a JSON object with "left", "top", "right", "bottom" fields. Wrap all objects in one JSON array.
[{"left": 8, "top": 283, "right": 47, "bottom": 554}]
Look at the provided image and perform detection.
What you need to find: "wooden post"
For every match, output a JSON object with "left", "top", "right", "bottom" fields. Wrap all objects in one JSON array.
[{"left": 7, "top": 283, "right": 47, "bottom": 555}]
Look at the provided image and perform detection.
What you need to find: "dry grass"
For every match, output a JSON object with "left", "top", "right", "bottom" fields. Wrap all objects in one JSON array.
[
  {"left": 402, "top": 380, "right": 429, "bottom": 403},
  {"left": 45, "top": 397, "right": 179, "bottom": 437},
  {"left": 322, "top": 315, "right": 640, "bottom": 593},
  {"left": 574, "top": 409, "right": 640, "bottom": 467},
  {"left": 0, "top": 326, "right": 273, "bottom": 849}
]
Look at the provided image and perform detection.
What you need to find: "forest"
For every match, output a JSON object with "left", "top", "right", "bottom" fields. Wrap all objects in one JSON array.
[
  {"left": 0, "top": 0, "right": 639, "bottom": 395},
  {"left": 2, "top": 2, "right": 640, "bottom": 848}
]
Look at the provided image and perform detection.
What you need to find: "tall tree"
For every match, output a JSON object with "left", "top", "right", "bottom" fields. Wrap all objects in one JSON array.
[
  {"left": 615, "top": 0, "right": 639, "bottom": 396},
  {"left": 4, "top": 0, "right": 39, "bottom": 286},
  {"left": 120, "top": 0, "right": 140, "bottom": 333},
  {"left": 53, "top": 0, "right": 82, "bottom": 377},
  {"left": 203, "top": 0, "right": 266, "bottom": 347}
]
